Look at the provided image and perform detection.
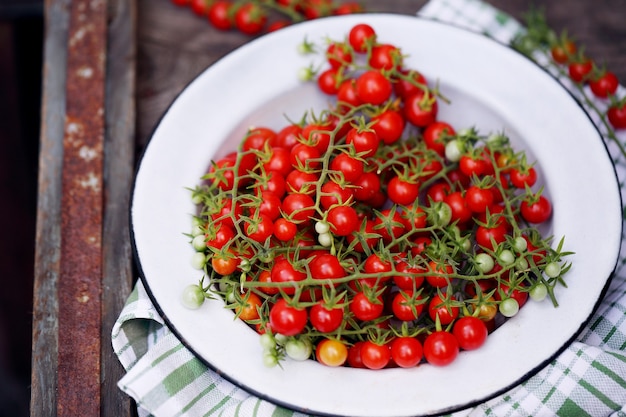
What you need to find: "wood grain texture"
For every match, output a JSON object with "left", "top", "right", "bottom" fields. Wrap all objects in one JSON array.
[
  {"left": 57, "top": 0, "right": 107, "bottom": 415},
  {"left": 33, "top": 0, "right": 136, "bottom": 416},
  {"left": 101, "top": 0, "right": 137, "bottom": 415},
  {"left": 30, "top": 0, "right": 70, "bottom": 415}
]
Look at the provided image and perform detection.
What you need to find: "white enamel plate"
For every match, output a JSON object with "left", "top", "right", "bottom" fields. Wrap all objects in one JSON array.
[{"left": 131, "top": 14, "right": 622, "bottom": 417}]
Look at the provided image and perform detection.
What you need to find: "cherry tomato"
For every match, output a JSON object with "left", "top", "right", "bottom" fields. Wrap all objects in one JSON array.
[
  {"left": 290, "top": 142, "right": 321, "bottom": 171},
  {"left": 336, "top": 79, "right": 363, "bottom": 112},
  {"left": 236, "top": 292, "right": 262, "bottom": 321},
  {"left": 589, "top": 71, "right": 619, "bottom": 99},
  {"left": 210, "top": 197, "right": 242, "bottom": 228},
  {"left": 316, "top": 339, "right": 348, "bottom": 367},
  {"left": 475, "top": 223, "right": 508, "bottom": 250},
  {"left": 496, "top": 282, "right": 529, "bottom": 309},
  {"left": 369, "top": 43, "right": 402, "bottom": 70},
  {"left": 347, "top": 341, "right": 366, "bottom": 368},
  {"left": 423, "top": 331, "right": 459, "bottom": 366},
  {"left": 509, "top": 166, "right": 537, "bottom": 188},
  {"left": 391, "top": 290, "right": 425, "bottom": 321},
  {"left": 273, "top": 218, "right": 298, "bottom": 241},
  {"left": 568, "top": 60, "right": 593, "bottom": 83},
  {"left": 428, "top": 294, "right": 459, "bottom": 325},
  {"left": 346, "top": 219, "right": 379, "bottom": 253},
  {"left": 281, "top": 193, "right": 316, "bottom": 222},
  {"left": 608, "top": 103, "right": 626, "bottom": 129},
  {"left": 326, "top": 42, "right": 353, "bottom": 68},
  {"left": 205, "top": 222, "right": 235, "bottom": 250},
  {"left": 465, "top": 185, "right": 495, "bottom": 213},
  {"left": 346, "top": 126, "right": 380, "bottom": 157},
  {"left": 355, "top": 70, "right": 392, "bottom": 105},
  {"left": 520, "top": 195, "right": 552, "bottom": 224},
  {"left": 269, "top": 298, "right": 307, "bottom": 336},
  {"left": 353, "top": 171, "right": 381, "bottom": 201},
  {"left": 317, "top": 68, "right": 341, "bottom": 95},
  {"left": 245, "top": 213, "right": 274, "bottom": 243},
  {"left": 550, "top": 40, "right": 576, "bottom": 64},
  {"left": 459, "top": 154, "right": 488, "bottom": 178},
  {"left": 309, "top": 253, "right": 346, "bottom": 281},
  {"left": 404, "top": 93, "right": 437, "bottom": 127},
  {"left": 371, "top": 109, "right": 405, "bottom": 144},
  {"left": 267, "top": 20, "right": 290, "bottom": 33},
  {"left": 310, "top": 302, "right": 344, "bottom": 333},
  {"left": 390, "top": 337, "right": 423, "bottom": 368},
  {"left": 348, "top": 23, "right": 376, "bottom": 53},
  {"left": 425, "top": 260, "right": 454, "bottom": 288},
  {"left": 330, "top": 152, "right": 364, "bottom": 182},
  {"left": 242, "top": 126, "right": 276, "bottom": 151},
  {"left": 273, "top": 124, "right": 302, "bottom": 150},
  {"left": 333, "top": 2, "right": 363, "bottom": 15},
  {"left": 234, "top": 3, "right": 267, "bottom": 35},
  {"left": 426, "top": 182, "right": 451, "bottom": 204},
  {"left": 285, "top": 169, "right": 318, "bottom": 195},
  {"left": 271, "top": 258, "right": 306, "bottom": 295},
  {"left": 423, "top": 121, "right": 455, "bottom": 157},
  {"left": 360, "top": 341, "right": 391, "bottom": 370},
  {"left": 350, "top": 292, "right": 384, "bottom": 321},
  {"left": 444, "top": 191, "right": 472, "bottom": 225},
  {"left": 211, "top": 252, "right": 238, "bottom": 276},
  {"left": 387, "top": 176, "right": 420, "bottom": 206},
  {"left": 320, "top": 180, "right": 354, "bottom": 209},
  {"left": 393, "top": 260, "right": 426, "bottom": 291},
  {"left": 410, "top": 236, "right": 431, "bottom": 257},
  {"left": 374, "top": 209, "right": 406, "bottom": 243},
  {"left": 301, "top": 122, "right": 333, "bottom": 153},
  {"left": 327, "top": 205, "right": 359, "bottom": 236},
  {"left": 452, "top": 316, "right": 488, "bottom": 350},
  {"left": 207, "top": 0, "right": 233, "bottom": 30},
  {"left": 257, "top": 270, "right": 280, "bottom": 295},
  {"left": 209, "top": 157, "right": 236, "bottom": 190}
]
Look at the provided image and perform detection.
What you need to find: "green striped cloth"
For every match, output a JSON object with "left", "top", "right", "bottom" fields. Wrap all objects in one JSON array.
[{"left": 112, "top": 0, "right": 626, "bottom": 415}]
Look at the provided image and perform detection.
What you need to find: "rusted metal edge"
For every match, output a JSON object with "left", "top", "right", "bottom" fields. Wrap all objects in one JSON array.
[
  {"left": 101, "top": 0, "right": 137, "bottom": 415},
  {"left": 56, "top": 0, "right": 108, "bottom": 416},
  {"left": 31, "top": 0, "right": 71, "bottom": 415}
]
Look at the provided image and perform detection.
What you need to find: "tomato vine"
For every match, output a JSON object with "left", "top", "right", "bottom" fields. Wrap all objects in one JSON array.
[
  {"left": 511, "top": 8, "right": 626, "bottom": 156},
  {"left": 170, "top": 0, "right": 365, "bottom": 36},
  {"left": 183, "top": 22, "right": 573, "bottom": 369}
]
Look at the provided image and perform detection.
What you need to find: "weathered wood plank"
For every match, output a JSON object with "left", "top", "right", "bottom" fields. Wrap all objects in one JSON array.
[
  {"left": 30, "top": 0, "right": 70, "bottom": 415},
  {"left": 101, "top": 0, "right": 137, "bottom": 415},
  {"left": 56, "top": 0, "right": 107, "bottom": 416}
]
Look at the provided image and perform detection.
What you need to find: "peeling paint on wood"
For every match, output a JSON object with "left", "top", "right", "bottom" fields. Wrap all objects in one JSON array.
[{"left": 56, "top": 0, "right": 107, "bottom": 416}]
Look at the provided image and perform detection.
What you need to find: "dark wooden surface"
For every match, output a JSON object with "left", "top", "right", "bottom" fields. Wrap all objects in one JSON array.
[{"left": 31, "top": 0, "right": 625, "bottom": 416}]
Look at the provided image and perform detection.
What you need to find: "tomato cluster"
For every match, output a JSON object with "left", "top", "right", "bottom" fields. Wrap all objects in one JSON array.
[
  {"left": 549, "top": 39, "right": 625, "bottom": 130},
  {"left": 184, "top": 23, "right": 571, "bottom": 370},
  {"left": 512, "top": 12, "right": 625, "bottom": 132},
  {"left": 170, "top": 0, "right": 364, "bottom": 36}
]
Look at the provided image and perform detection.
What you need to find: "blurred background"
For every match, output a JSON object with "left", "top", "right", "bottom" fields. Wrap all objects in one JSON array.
[{"left": 0, "top": 1, "right": 42, "bottom": 416}]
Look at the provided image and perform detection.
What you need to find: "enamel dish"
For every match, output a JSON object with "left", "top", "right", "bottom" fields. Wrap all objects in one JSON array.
[{"left": 131, "top": 14, "right": 621, "bottom": 417}]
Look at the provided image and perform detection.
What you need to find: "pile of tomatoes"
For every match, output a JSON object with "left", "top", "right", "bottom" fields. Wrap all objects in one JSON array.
[
  {"left": 170, "top": 0, "right": 364, "bottom": 36},
  {"left": 183, "top": 23, "right": 571, "bottom": 369}
]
